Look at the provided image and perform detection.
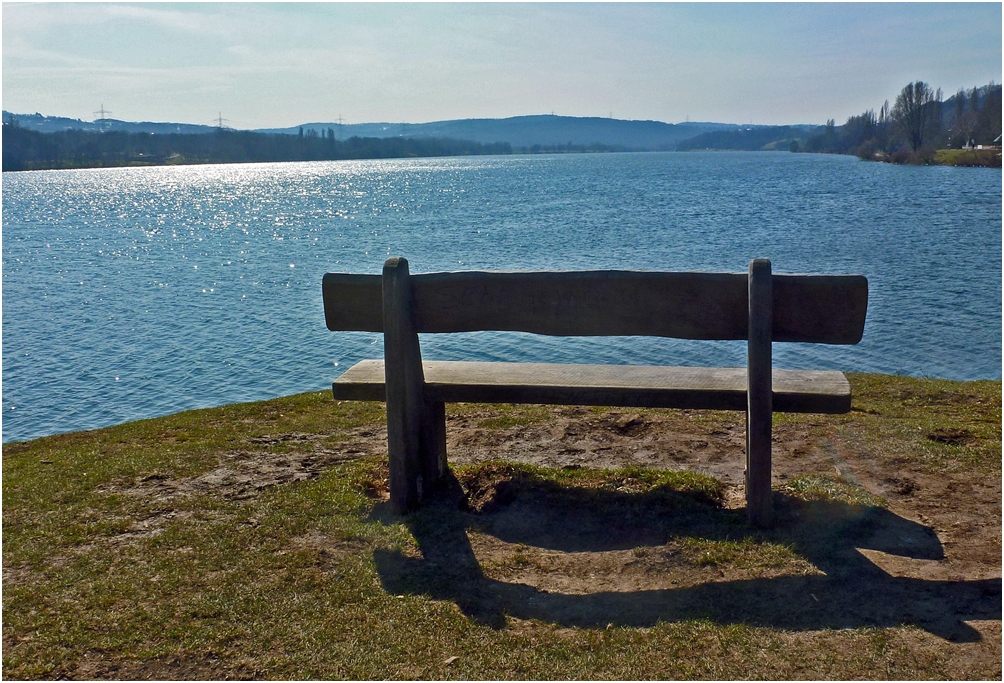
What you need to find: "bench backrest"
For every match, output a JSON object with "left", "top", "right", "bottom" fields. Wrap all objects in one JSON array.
[{"left": 323, "top": 264, "right": 867, "bottom": 344}]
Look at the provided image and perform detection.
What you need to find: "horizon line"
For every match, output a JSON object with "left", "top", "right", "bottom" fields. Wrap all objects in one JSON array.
[{"left": 3, "top": 109, "right": 826, "bottom": 131}]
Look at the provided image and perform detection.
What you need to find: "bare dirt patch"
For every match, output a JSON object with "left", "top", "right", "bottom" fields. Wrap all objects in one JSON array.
[
  {"left": 443, "top": 404, "right": 1001, "bottom": 584},
  {"left": 101, "top": 426, "right": 386, "bottom": 504},
  {"left": 354, "top": 403, "right": 1000, "bottom": 653},
  {"left": 926, "top": 427, "right": 975, "bottom": 446},
  {"left": 74, "top": 427, "right": 389, "bottom": 556},
  {"left": 62, "top": 651, "right": 256, "bottom": 680},
  {"left": 445, "top": 405, "right": 842, "bottom": 486}
]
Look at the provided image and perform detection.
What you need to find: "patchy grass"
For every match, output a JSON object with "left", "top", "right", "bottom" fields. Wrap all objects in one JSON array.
[
  {"left": 3, "top": 375, "right": 1001, "bottom": 679},
  {"left": 679, "top": 537, "right": 803, "bottom": 570},
  {"left": 840, "top": 373, "right": 1001, "bottom": 474},
  {"left": 780, "top": 474, "right": 885, "bottom": 508},
  {"left": 476, "top": 404, "right": 553, "bottom": 430}
]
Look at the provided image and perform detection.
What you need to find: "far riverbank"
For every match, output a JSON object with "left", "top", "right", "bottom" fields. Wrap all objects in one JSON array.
[{"left": 861, "top": 147, "right": 1002, "bottom": 168}]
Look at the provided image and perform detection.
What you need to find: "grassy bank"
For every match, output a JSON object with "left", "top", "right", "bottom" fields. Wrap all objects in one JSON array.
[
  {"left": 858, "top": 147, "right": 1002, "bottom": 167},
  {"left": 933, "top": 148, "right": 1002, "bottom": 168},
  {"left": 3, "top": 374, "right": 1001, "bottom": 679},
  {"left": 869, "top": 147, "right": 1002, "bottom": 167}
]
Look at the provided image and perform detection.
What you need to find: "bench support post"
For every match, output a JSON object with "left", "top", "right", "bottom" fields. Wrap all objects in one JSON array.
[
  {"left": 382, "top": 257, "right": 427, "bottom": 514},
  {"left": 747, "top": 259, "right": 774, "bottom": 527},
  {"left": 421, "top": 399, "right": 448, "bottom": 486}
]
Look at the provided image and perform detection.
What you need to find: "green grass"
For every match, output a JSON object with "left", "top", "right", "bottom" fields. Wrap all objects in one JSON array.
[
  {"left": 455, "top": 460, "right": 726, "bottom": 501},
  {"left": 475, "top": 404, "right": 553, "bottom": 429},
  {"left": 3, "top": 375, "right": 1000, "bottom": 679},
  {"left": 679, "top": 537, "right": 803, "bottom": 569},
  {"left": 934, "top": 148, "right": 1002, "bottom": 167},
  {"left": 779, "top": 474, "right": 885, "bottom": 508}
]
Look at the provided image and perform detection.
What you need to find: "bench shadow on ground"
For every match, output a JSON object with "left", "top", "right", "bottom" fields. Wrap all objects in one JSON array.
[{"left": 368, "top": 472, "right": 1001, "bottom": 642}]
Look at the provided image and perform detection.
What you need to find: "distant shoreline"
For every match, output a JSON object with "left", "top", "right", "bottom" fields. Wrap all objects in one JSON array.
[
  {"left": 1, "top": 125, "right": 514, "bottom": 172},
  {"left": 6, "top": 139, "right": 1001, "bottom": 172},
  {"left": 855, "top": 147, "right": 1002, "bottom": 168}
]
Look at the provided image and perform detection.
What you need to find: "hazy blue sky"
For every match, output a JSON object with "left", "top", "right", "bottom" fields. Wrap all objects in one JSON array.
[{"left": 3, "top": 3, "right": 1001, "bottom": 128}]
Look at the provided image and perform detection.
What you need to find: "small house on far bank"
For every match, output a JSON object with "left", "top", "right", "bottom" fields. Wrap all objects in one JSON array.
[{"left": 975, "top": 134, "right": 1001, "bottom": 150}]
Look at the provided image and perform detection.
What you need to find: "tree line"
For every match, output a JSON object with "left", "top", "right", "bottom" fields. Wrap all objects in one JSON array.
[
  {"left": 1, "top": 124, "right": 513, "bottom": 172},
  {"left": 521, "top": 141, "right": 628, "bottom": 154},
  {"left": 801, "top": 81, "right": 1001, "bottom": 162}
]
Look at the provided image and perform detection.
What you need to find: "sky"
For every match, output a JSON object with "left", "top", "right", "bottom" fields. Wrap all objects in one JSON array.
[{"left": 3, "top": 2, "right": 1001, "bottom": 129}]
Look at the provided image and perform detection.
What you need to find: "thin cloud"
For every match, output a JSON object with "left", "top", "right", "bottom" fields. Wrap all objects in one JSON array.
[{"left": 4, "top": 3, "right": 1000, "bottom": 128}]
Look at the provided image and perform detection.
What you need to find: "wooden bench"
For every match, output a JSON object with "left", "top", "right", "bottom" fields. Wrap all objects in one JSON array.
[{"left": 322, "top": 257, "right": 868, "bottom": 527}]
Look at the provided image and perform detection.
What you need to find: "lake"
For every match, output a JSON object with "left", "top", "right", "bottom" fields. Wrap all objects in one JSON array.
[{"left": 3, "top": 151, "right": 1000, "bottom": 443}]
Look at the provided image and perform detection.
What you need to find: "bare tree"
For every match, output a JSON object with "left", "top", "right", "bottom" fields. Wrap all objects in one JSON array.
[
  {"left": 892, "top": 81, "right": 938, "bottom": 151},
  {"left": 954, "top": 110, "right": 980, "bottom": 148},
  {"left": 976, "top": 83, "right": 1002, "bottom": 144}
]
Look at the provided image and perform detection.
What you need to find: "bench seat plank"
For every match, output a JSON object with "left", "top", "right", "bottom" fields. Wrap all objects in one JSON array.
[{"left": 332, "top": 359, "right": 851, "bottom": 414}]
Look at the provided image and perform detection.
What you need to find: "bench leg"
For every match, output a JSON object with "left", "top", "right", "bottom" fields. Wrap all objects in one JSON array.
[
  {"left": 747, "top": 259, "right": 774, "bottom": 528},
  {"left": 383, "top": 257, "right": 425, "bottom": 514},
  {"left": 386, "top": 391, "right": 422, "bottom": 514},
  {"left": 745, "top": 407, "right": 772, "bottom": 527},
  {"left": 421, "top": 399, "right": 448, "bottom": 486}
]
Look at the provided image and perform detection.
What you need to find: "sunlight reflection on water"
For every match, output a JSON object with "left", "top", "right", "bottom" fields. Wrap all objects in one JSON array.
[{"left": 3, "top": 153, "right": 1001, "bottom": 442}]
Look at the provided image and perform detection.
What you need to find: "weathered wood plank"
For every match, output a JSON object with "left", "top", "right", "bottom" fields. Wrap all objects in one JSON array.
[
  {"left": 322, "top": 273, "right": 382, "bottom": 332},
  {"left": 773, "top": 274, "right": 867, "bottom": 344},
  {"left": 322, "top": 269, "right": 867, "bottom": 344},
  {"left": 332, "top": 360, "right": 851, "bottom": 413},
  {"left": 412, "top": 271, "right": 749, "bottom": 340},
  {"left": 746, "top": 259, "right": 773, "bottom": 528}
]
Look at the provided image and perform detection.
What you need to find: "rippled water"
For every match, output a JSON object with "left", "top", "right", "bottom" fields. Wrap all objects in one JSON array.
[{"left": 3, "top": 152, "right": 1000, "bottom": 442}]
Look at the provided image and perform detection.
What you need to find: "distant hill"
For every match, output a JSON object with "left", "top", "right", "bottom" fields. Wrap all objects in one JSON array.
[
  {"left": 255, "top": 115, "right": 739, "bottom": 151},
  {"left": 3, "top": 110, "right": 818, "bottom": 153},
  {"left": 2, "top": 111, "right": 217, "bottom": 135}
]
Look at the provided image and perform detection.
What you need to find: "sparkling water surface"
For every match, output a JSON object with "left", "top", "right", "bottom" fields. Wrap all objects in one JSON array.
[{"left": 3, "top": 152, "right": 1001, "bottom": 442}]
